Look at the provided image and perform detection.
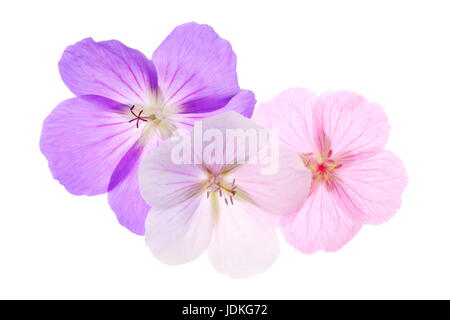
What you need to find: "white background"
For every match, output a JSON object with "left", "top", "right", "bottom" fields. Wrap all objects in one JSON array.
[{"left": 0, "top": 0, "right": 449, "bottom": 299}]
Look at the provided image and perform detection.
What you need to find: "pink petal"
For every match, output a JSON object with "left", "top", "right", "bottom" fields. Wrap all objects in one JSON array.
[
  {"left": 59, "top": 38, "right": 157, "bottom": 105},
  {"left": 230, "top": 147, "right": 311, "bottom": 216},
  {"left": 313, "top": 91, "right": 390, "bottom": 159},
  {"left": 334, "top": 150, "right": 408, "bottom": 224},
  {"left": 145, "top": 196, "right": 214, "bottom": 265},
  {"left": 208, "top": 201, "right": 280, "bottom": 278},
  {"left": 40, "top": 95, "right": 140, "bottom": 195},
  {"left": 152, "top": 22, "right": 239, "bottom": 113},
  {"left": 281, "top": 185, "right": 362, "bottom": 254},
  {"left": 252, "top": 88, "right": 318, "bottom": 153}
]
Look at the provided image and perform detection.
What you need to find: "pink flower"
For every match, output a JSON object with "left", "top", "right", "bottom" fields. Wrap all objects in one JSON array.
[
  {"left": 253, "top": 88, "right": 408, "bottom": 253},
  {"left": 138, "top": 112, "right": 311, "bottom": 278}
]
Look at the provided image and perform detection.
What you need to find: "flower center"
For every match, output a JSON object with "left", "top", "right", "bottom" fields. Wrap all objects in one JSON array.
[
  {"left": 206, "top": 174, "right": 237, "bottom": 206},
  {"left": 301, "top": 149, "right": 342, "bottom": 182},
  {"left": 128, "top": 97, "right": 178, "bottom": 140}
]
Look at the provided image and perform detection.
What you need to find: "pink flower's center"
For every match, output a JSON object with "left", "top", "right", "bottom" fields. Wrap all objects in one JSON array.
[
  {"left": 301, "top": 149, "right": 342, "bottom": 183},
  {"left": 206, "top": 174, "right": 237, "bottom": 206}
]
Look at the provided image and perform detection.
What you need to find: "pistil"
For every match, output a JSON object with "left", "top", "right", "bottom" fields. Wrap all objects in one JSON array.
[{"left": 301, "top": 149, "right": 342, "bottom": 183}]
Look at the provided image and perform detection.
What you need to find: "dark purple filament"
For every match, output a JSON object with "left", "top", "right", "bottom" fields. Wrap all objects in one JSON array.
[{"left": 129, "top": 105, "right": 148, "bottom": 128}]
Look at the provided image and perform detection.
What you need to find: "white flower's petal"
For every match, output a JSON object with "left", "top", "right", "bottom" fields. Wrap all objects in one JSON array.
[
  {"left": 230, "top": 147, "right": 311, "bottom": 216},
  {"left": 139, "top": 139, "right": 207, "bottom": 209},
  {"left": 145, "top": 195, "right": 214, "bottom": 265},
  {"left": 207, "top": 201, "right": 280, "bottom": 278},
  {"left": 198, "top": 111, "right": 267, "bottom": 174}
]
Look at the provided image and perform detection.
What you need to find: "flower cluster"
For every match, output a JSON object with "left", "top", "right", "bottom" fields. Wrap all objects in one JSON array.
[{"left": 40, "top": 23, "right": 407, "bottom": 278}]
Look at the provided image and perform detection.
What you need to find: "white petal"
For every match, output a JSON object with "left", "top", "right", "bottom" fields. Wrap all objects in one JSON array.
[
  {"left": 230, "top": 147, "right": 311, "bottom": 216},
  {"left": 145, "top": 195, "right": 214, "bottom": 265},
  {"left": 207, "top": 201, "right": 280, "bottom": 278},
  {"left": 139, "top": 138, "right": 207, "bottom": 208},
  {"left": 198, "top": 111, "right": 267, "bottom": 174}
]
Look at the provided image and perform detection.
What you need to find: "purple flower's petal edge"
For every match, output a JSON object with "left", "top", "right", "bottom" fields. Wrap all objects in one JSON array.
[
  {"left": 183, "top": 89, "right": 256, "bottom": 119},
  {"left": 152, "top": 22, "right": 239, "bottom": 114},
  {"left": 40, "top": 95, "right": 140, "bottom": 196},
  {"left": 108, "top": 141, "right": 145, "bottom": 192},
  {"left": 107, "top": 141, "right": 154, "bottom": 235},
  {"left": 59, "top": 38, "right": 158, "bottom": 105}
]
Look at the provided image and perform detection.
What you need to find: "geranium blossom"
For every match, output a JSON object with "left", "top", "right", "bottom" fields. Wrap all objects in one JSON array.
[
  {"left": 40, "top": 23, "right": 255, "bottom": 234},
  {"left": 253, "top": 88, "right": 408, "bottom": 253},
  {"left": 138, "top": 112, "right": 311, "bottom": 278}
]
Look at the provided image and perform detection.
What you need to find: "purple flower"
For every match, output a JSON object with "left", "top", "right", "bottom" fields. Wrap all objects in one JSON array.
[{"left": 40, "top": 22, "right": 255, "bottom": 235}]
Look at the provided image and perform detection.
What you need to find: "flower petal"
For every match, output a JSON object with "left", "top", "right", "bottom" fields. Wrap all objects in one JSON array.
[
  {"left": 171, "top": 89, "right": 256, "bottom": 141},
  {"left": 145, "top": 196, "right": 214, "bottom": 265},
  {"left": 139, "top": 138, "right": 207, "bottom": 209},
  {"left": 199, "top": 111, "right": 266, "bottom": 175},
  {"left": 218, "top": 89, "right": 256, "bottom": 118},
  {"left": 334, "top": 150, "right": 408, "bottom": 224},
  {"left": 230, "top": 147, "right": 311, "bottom": 216},
  {"left": 281, "top": 185, "right": 362, "bottom": 254},
  {"left": 59, "top": 38, "right": 157, "bottom": 105},
  {"left": 152, "top": 22, "right": 239, "bottom": 113},
  {"left": 253, "top": 87, "right": 317, "bottom": 153},
  {"left": 208, "top": 201, "right": 280, "bottom": 278},
  {"left": 313, "top": 91, "right": 390, "bottom": 159},
  {"left": 40, "top": 95, "right": 140, "bottom": 195},
  {"left": 107, "top": 141, "right": 153, "bottom": 235}
]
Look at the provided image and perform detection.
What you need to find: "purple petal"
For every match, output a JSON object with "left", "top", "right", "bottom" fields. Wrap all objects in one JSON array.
[
  {"left": 108, "top": 153, "right": 151, "bottom": 235},
  {"left": 107, "top": 141, "right": 151, "bottom": 235},
  {"left": 40, "top": 95, "right": 141, "bottom": 195},
  {"left": 185, "top": 89, "right": 255, "bottom": 118},
  {"left": 108, "top": 141, "right": 145, "bottom": 192},
  {"left": 152, "top": 22, "right": 239, "bottom": 113},
  {"left": 59, "top": 38, "right": 158, "bottom": 105},
  {"left": 172, "top": 90, "right": 256, "bottom": 135}
]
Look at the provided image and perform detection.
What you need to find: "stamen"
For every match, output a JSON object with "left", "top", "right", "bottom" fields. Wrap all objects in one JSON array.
[
  {"left": 205, "top": 176, "right": 237, "bottom": 205},
  {"left": 129, "top": 105, "right": 148, "bottom": 128},
  {"left": 302, "top": 151, "right": 342, "bottom": 183},
  {"left": 328, "top": 163, "right": 338, "bottom": 167}
]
